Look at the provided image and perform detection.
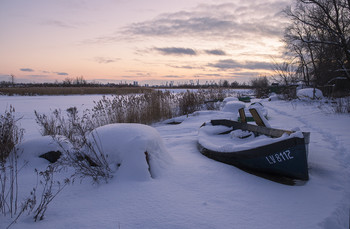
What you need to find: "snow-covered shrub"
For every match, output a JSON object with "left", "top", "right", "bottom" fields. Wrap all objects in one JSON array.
[
  {"left": 297, "top": 88, "right": 323, "bottom": 100},
  {"left": 16, "top": 136, "right": 73, "bottom": 166},
  {"left": 332, "top": 97, "right": 350, "bottom": 113},
  {"left": 222, "top": 96, "right": 238, "bottom": 104},
  {"left": 221, "top": 101, "right": 245, "bottom": 113},
  {"left": 268, "top": 93, "right": 279, "bottom": 101},
  {"left": 1, "top": 109, "right": 70, "bottom": 226},
  {"left": 85, "top": 123, "right": 171, "bottom": 181}
]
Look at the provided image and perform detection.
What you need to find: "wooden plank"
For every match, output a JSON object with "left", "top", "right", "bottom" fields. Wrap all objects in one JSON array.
[
  {"left": 210, "top": 119, "right": 294, "bottom": 138},
  {"left": 238, "top": 108, "right": 247, "bottom": 123},
  {"left": 249, "top": 108, "right": 265, "bottom": 127}
]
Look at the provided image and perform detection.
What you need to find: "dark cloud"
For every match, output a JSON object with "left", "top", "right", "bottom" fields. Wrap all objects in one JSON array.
[
  {"left": 27, "top": 75, "right": 49, "bottom": 78},
  {"left": 42, "top": 20, "right": 76, "bottom": 29},
  {"left": 202, "top": 73, "right": 223, "bottom": 77},
  {"left": 154, "top": 47, "right": 197, "bottom": 56},
  {"left": 20, "top": 68, "right": 34, "bottom": 72},
  {"left": 204, "top": 49, "right": 227, "bottom": 55},
  {"left": 208, "top": 59, "right": 272, "bottom": 70},
  {"left": 126, "top": 15, "right": 234, "bottom": 38},
  {"left": 162, "top": 75, "right": 183, "bottom": 78},
  {"left": 169, "top": 64, "right": 201, "bottom": 69},
  {"left": 208, "top": 59, "right": 241, "bottom": 69},
  {"left": 121, "top": 2, "right": 288, "bottom": 40},
  {"left": 55, "top": 72, "right": 69, "bottom": 76},
  {"left": 94, "top": 57, "right": 120, "bottom": 64},
  {"left": 86, "top": 1, "right": 289, "bottom": 46},
  {"left": 245, "top": 61, "right": 273, "bottom": 70},
  {"left": 230, "top": 71, "right": 261, "bottom": 78}
]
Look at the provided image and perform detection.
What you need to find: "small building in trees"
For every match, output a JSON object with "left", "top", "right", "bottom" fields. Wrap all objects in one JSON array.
[{"left": 323, "top": 77, "right": 350, "bottom": 97}]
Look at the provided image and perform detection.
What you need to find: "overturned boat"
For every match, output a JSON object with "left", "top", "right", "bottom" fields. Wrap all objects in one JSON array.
[{"left": 197, "top": 109, "right": 310, "bottom": 181}]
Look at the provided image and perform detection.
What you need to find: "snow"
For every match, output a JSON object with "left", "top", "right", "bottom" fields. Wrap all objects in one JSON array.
[
  {"left": 0, "top": 94, "right": 349, "bottom": 229},
  {"left": 297, "top": 88, "right": 324, "bottom": 100},
  {"left": 198, "top": 121, "right": 302, "bottom": 152},
  {"left": 221, "top": 101, "right": 245, "bottom": 113},
  {"left": 16, "top": 135, "right": 72, "bottom": 168}
]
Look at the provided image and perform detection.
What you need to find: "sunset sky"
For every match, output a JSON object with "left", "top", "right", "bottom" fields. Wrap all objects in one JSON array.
[{"left": 0, "top": 0, "right": 290, "bottom": 85}]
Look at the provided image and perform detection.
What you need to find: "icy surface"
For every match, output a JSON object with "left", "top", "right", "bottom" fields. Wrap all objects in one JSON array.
[{"left": 0, "top": 94, "right": 349, "bottom": 229}]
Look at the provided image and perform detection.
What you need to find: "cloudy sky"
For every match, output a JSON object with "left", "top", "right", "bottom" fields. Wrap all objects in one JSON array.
[{"left": 0, "top": 0, "right": 290, "bottom": 85}]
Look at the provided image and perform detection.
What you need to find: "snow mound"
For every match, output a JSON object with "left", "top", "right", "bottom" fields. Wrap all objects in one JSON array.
[
  {"left": 248, "top": 102, "right": 268, "bottom": 117},
  {"left": 297, "top": 88, "right": 323, "bottom": 100},
  {"left": 15, "top": 135, "right": 72, "bottom": 167},
  {"left": 222, "top": 96, "right": 238, "bottom": 106},
  {"left": 87, "top": 123, "right": 172, "bottom": 181},
  {"left": 268, "top": 93, "right": 280, "bottom": 101},
  {"left": 221, "top": 101, "right": 246, "bottom": 113}
]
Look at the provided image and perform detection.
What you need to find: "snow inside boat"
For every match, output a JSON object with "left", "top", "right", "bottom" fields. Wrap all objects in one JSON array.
[{"left": 197, "top": 119, "right": 310, "bottom": 181}]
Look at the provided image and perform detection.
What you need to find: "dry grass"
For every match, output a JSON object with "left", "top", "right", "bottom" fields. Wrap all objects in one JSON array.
[
  {"left": 0, "top": 87, "right": 153, "bottom": 96},
  {"left": 0, "top": 106, "right": 23, "bottom": 162},
  {"left": 1, "top": 106, "right": 24, "bottom": 219},
  {"left": 31, "top": 88, "right": 229, "bottom": 183}
]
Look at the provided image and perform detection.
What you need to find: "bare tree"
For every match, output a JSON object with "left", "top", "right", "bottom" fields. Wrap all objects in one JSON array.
[
  {"left": 283, "top": 0, "right": 350, "bottom": 87},
  {"left": 73, "top": 76, "right": 87, "bottom": 85},
  {"left": 271, "top": 59, "right": 300, "bottom": 86},
  {"left": 10, "top": 75, "right": 15, "bottom": 85},
  {"left": 62, "top": 77, "right": 73, "bottom": 85}
]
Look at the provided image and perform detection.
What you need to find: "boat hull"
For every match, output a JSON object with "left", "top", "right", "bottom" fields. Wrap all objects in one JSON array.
[{"left": 198, "top": 120, "right": 309, "bottom": 181}]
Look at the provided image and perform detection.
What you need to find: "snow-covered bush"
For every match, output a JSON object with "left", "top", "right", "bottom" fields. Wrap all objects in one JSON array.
[
  {"left": 85, "top": 123, "right": 171, "bottom": 181},
  {"left": 268, "top": 93, "right": 279, "bottom": 101},
  {"left": 221, "top": 101, "right": 245, "bottom": 113},
  {"left": 297, "top": 88, "right": 323, "bottom": 100},
  {"left": 1, "top": 108, "right": 71, "bottom": 226},
  {"left": 332, "top": 97, "right": 350, "bottom": 113},
  {"left": 16, "top": 136, "right": 73, "bottom": 166}
]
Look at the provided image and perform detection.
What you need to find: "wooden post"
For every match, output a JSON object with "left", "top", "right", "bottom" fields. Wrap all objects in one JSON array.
[
  {"left": 238, "top": 108, "right": 247, "bottom": 123},
  {"left": 249, "top": 108, "right": 266, "bottom": 127}
]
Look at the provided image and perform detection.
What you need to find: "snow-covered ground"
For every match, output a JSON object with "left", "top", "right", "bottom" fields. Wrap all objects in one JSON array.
[{"left": 0, "top": 93, "right": 349, "bottom": 229}]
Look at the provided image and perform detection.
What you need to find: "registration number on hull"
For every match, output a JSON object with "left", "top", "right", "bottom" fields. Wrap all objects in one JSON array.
[{"left": 265, "top": 150, "right": 294, "bottom": 164}]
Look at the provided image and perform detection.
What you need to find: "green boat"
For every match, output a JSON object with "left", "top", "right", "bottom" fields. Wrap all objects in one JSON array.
[{"left": 238, "top": 96, "right": 251, "bottom": 103}]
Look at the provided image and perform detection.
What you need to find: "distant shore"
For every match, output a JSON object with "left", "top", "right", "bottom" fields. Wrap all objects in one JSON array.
[{"left": 0, "top": 86, "right": 153, "bottom": 96}]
